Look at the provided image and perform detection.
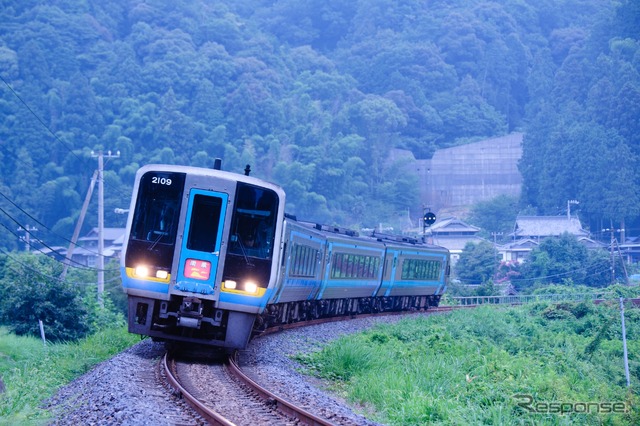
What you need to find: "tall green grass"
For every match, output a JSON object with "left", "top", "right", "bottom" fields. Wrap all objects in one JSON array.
[
  {"left": 0, "top": 326, "right": 138, "bottom": 424},
  {"left": 295, "top": 303, "right": 640, "bottom": 425}
]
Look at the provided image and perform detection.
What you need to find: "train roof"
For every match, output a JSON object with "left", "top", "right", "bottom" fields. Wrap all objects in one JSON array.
[
  {"left": 287, "top": 216, "right": 449, "bottom": 253},
  {"left": 137, "top": 164, "right": 285, "bottom": 194}
]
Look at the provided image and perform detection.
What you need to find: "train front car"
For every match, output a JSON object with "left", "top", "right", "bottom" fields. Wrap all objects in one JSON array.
[{"left": 120, "top": 164, "right": 285, "bottom": 350}]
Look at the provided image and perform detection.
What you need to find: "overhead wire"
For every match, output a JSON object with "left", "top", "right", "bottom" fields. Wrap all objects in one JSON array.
[
  {"left": 0, "top": 189, "right": 103, "bottom": 258},
  {"left": 0, "top": 212, "right": 98, "bottom": 271},
  {"left": 498, "top": 258, "right": 619, "bottom": 285},
  {"left": 0, "top": 70, "right": 127, "bottom": 289},
  {"left": 0, "top": 194, "right": 123, "bottom": 273},
  {"left": 0, "top": 71, "right": 132, "bottom": 208},
  {"left": 0, "top": 246, "right": 120, "bottom": 285},
  {"left": 0, "top": 73, "right": 85, "bottom": 163},
  {"left": 0, "top": 246, "right": 66, "bottom": 282}
]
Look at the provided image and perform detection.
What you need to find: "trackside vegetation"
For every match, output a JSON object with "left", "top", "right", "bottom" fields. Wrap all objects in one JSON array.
[
  {"left": 0, "top": 326, "right": 138, "bottom": 424},
  {"left": 294, "top": 302, "right": 640, "bottom": 425}
]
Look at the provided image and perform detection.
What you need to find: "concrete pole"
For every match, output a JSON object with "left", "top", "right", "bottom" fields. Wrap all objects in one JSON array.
[
  {"left": 92, "top": 150, "right": 119, "bottom": 307},
  {"left": 620, "top": 298, "right": 630, "bottom": 387},
  {"left": 98, "top": 152, "right": 104, "bottom": 307},
  {"left": 60, "top": 170, "right": 98, "bottom": 281}
]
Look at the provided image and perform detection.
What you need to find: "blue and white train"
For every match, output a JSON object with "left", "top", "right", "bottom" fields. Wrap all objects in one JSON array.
[{"left": 120, "top": 163, "right": 449, "bottom": 350}]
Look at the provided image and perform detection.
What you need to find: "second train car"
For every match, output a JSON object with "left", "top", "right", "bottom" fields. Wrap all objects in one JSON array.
[{"left": 120, "top": 163, "right": 449, "bottom": 350}]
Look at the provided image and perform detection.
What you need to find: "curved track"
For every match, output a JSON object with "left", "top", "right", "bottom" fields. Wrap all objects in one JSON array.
[
  {"left": 163, "top": 351, "right": 339, "bottom": 425},
  {"left": 161, "top": 307, "right": 457, "bottom": 425},
  {"left": 160, "top": 299, "right": 639, "bottom": 424},
  {"left": 227, "top": 352, "right": 336, "bottom": 426},
  {"left": 162, "top": 353, "right": 233, "bottom": 426}
]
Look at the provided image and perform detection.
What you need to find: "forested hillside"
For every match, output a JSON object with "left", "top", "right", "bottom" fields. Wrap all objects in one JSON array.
[{"left": 0, "top": 0, "right": 638, "bottom": 250}]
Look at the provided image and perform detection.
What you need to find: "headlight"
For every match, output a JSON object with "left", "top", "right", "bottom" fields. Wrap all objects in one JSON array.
[
  {"left": 244, "top": 281, "right": 258, "bottom": 294},
  {"left": 135, "top": 266, "right": 150, "bottom": 277},
  {"left": 223, "top": 279, "right": 260, "bottom": 293},
  {"left": 156, "top": 270, "right": 168, "bottom": 279}
]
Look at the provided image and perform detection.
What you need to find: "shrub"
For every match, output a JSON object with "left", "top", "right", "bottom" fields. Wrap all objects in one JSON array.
[{"left": 0, "top": 253, "right": 91, "bottom": 342}]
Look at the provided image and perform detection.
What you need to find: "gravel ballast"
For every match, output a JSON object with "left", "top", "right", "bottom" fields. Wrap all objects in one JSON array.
[{"left": 44, "top": 314, "right": 414, "bottom": 425}]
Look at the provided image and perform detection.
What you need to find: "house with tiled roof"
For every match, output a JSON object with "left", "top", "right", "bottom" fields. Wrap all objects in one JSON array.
[
  {"left": 511, "top": 216, "right": 589, "bottom": 240},
  {"left": 504, "top": 216, "right": 606, "bottom": 263},
  {"left": 501, "top": 238, "right": 539, "bottom": 264},
  {"left": 40, "top": 227, "right": 126, "bottom": 267},
  {"left": 75, "top": 227, "right": 125, "bottom": 266},
  {"left": 621, "top": 236, "right": 640, "bottom": 263},
  {"left": 425, "top": 217, "right": 484, "bottom": 265}
]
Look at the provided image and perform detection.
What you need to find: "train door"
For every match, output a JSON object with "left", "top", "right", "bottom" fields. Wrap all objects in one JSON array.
[
  {"left": 377, "top": 248, "right": 400, "bottom": 297},
  {"left": 174, "top": 189, "right": 228, "bottom": 295}
]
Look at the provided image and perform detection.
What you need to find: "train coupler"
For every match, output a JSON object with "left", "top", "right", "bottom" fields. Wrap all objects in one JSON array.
[{"left": 177, "top": 297, "right": 203, "bottom": 329}]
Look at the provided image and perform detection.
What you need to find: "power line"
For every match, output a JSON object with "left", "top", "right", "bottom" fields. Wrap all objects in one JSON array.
[
  {"left": 0, "top": 73, "right": 85, "bottom": 164},
  {"left": 0, "top": 189, "right": 101, "bottom": 257},
  {"left": 0, "top": 215, "right": 94, "bottom": 271},
  {"left": 0, "top": 246, "right": 119, "bottom": 283},
  {"left": 0, "top": 73, "right": 133, "bottom": 227},
  {"left": 0, "top": 195, "right": 123, "bottom": 273},
  {"left": 501, "top": 262, "right": 613, "bottom": 285},
  {"left": 0, "top": 246, "right": 65, "bottom": 282}
]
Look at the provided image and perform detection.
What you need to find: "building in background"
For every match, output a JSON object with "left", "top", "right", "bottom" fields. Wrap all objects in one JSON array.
[
  {"left": 42, "top": 228, "right": 125, "bottom": 267},
  {"left": 425, "top": 217, "right": 483, "bottom": 266},
  {"left": 74, "top": 227, "right": 125, "bottom": 267},
  {"left": 424, "top": 133, "right": 522, "bottom": 212},
  {"left": 502, "top": 216, "right": 604, "bottom": 263},
  {"left": 392, "top": 132, "right": 523, "bottom": 219}
]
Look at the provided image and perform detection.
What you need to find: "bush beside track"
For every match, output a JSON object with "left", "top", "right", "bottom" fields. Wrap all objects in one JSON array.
[{"left": 295, "top": 299, "right": 640, "bottom": 426}]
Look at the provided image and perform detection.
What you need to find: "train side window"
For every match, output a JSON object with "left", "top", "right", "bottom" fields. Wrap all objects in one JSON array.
[
  {"left": 331, "top": 253, "right": 380, "bottom": 279},
  {"left": 290, "top": 243, "right": 319, "bottom": 277},
  {"left": 401, "top": 259, "right": 442, "bottom": 280},
  {"left": 187, "top": 195, "right": 223, "bottom": 253}
]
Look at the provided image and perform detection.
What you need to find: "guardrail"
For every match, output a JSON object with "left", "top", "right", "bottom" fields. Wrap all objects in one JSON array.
[{"left": 444, "top": 292, "right": 616, "bottom": 306}]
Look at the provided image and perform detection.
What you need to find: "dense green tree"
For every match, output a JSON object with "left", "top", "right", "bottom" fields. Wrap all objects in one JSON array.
[
  {"left": 273, "top": 160, "right": 331, "bottom": 222},
  {"left": 518, "top": 233, "right": 611, "bottom": 290},
  {"left": 439, "top": 76, "right": 507, "bottom": 140},
  {"left": 344, "top": 96, "right": 407, "bottom": 191},
  {"left": 455, "top": 240, "right": 499, "bottom": 285},
  {"left": 583, "top": 248, "right": 613, "bottom": 288},
  {"left": 0, "top": 253, "right": 90, "bottom": 341},
  {"left": 0, "top": 0, "right": 637, "bottom": 258},
  {"left": 36, "top": 177, "right": 81, "bottom": 230},
  {"left": 466, "top": 195, "right": 520, "bottom": 240},
  {"left": 8, "top": 148, "right": 39, "bottom": 217},
  {"left": 575, "top": 124, "right": 640, "bottom": 224}
]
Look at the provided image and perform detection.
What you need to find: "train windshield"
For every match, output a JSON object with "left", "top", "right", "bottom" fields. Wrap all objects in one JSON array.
[
  {"left": 228, "top": 183, "right": 279, "bottom": 260},
  {"left": 130, "top": 172, "right": 185, "bottom": 245}
]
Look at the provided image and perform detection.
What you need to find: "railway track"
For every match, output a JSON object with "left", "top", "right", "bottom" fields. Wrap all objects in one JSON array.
[
  {"left": 163, "top": 351, "right": 342, "bottom": 425},
  {"left": 159, "top": 298, "right": 640, "bottom": 425},
  {"left": 159, "top": 306, "right": 458, "bottom": 426}
]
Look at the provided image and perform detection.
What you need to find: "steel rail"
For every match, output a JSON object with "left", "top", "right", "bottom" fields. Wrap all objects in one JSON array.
[
  {"left": 162, "top": 352, "right": 235, "bottom": 426},
  {"left": 227, "top": 352, "right": 336, "bottom": 426}
]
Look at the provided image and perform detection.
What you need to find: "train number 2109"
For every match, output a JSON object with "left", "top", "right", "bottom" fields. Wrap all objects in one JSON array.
[{"left": 152, "top": 176, "right": 172, "bottom": 185}]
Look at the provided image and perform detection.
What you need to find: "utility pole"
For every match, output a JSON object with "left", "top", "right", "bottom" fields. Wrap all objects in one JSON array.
[
  {"left": 610, "top": 226, "right": 615, "bottom": 284},
  {"left": 61, "top": 170, "right": 98, "bottom": 281},
  {"left": 491, "top": 232, "right": 503, "bottom": 279},
  {"left": 620, "top": 298, "right": 631, "bottom": 387},
  {"left": 17, "top": 225, "right": 38, "bottom": 252},
  {"left": 603, "top": 223, "right": 618, "bottom": 285},
  {"left": 567, "top": 199, "right": 579, "bottom": 221},
  {"left": 91, "top": 150, "right": 120, "bottom": 307}
]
